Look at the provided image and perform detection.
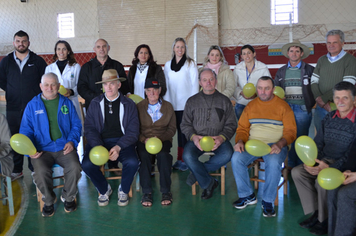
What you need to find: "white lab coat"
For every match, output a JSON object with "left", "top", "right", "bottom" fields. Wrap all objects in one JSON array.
[{"left": 45, "top": 62, "right": 81, "bottom": 119}]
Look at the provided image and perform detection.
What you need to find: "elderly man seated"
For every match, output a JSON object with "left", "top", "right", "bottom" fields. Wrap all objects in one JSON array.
[
  {"left": 136, "top": 77, "right": 176, "bottom": 207},
  {"left": 181, "top": 68, "right": 237, "bottom": 200},
  {"left": 292, "top": 81, "right": 356, "bottom": 235},
  {"left": 81, "top": 69, "right": 139, "bottom": 207},
  {"left": 0, "top": 113, "right": 13, "bottom": 177},
  {"left": 231, "top": 76, "right": 296, "bottom": 217},
  {"left": 20, "top": 72, "right": 82, "bottom": 217}
]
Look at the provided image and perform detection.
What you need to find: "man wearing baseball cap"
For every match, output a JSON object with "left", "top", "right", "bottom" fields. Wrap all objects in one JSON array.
[
  {"left": 274, "top": 40, "right": 315, "bottom": 168},
  {"left": 81, "top": 69, "right": 139, "bottom": 207}
]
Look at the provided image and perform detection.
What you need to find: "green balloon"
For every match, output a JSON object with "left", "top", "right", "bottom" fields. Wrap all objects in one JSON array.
[
  {"left": 129, "top": 94, "right": 143, "bottom": 104},
  {"left": 245, "top": 139, "right": 271, "bottom": 156},
  {"left": 273, "top": 86, "right": 285, "bottom": 99},
  {"left": 200, "top": 136, "right": 215, "bottom": 152},
  {"left": 295, "top": 135, "right": 317, "bottom": 166},
  {"left": 145, "top": 137, "right": 163, "bottom": 154},
  {"left": 89, "top": 146, "right": 109, "bottom": 166},
  {"left": 10, "top": 133, "right": 37, "bottom": 156},
  {"left": 330, "top": 102, "right": 337, "bottom": 111},
  {"left": 318, "top": 168, "right": 345, "bottom": 190},
  {"left": 242, "top": 83, "right": 256, "bottom": 98}
]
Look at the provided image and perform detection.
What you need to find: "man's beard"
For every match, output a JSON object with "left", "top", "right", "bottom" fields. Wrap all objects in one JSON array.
[{"left": 15, "top": 46, "right": 28, "bottom": 54}]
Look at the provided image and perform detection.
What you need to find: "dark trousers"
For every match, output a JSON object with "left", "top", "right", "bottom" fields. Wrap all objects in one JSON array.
[
  {"left": 7, "top": 110, "right": 33, "bottom": 172},
  {"left": 32, "top": 150, "right": 82, "bottom": 205},
  {"left": 137, "top": 141, "right": 172, "bottom": 194},
  {"left": 175, "top": 111, "right": 187, "bottom": 161},
  {"left": 81, "top": 138, "right": 139, "bottom": 194}
]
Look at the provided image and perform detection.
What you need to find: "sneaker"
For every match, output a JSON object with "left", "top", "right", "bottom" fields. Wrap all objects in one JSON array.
[
  {"left": 179, "top": 162, "right": 188, "bottom": 171},
  {"left": 262, "top": 200, "right": 276, "bottom": 217},
  {"left": 232, "top": 193, "right": 257, "bottom": 209},
  {"left": 11, "top": 172, "right": 23, "bottom": 181},
  {"left": 97, "top": 184, "right": 112, "bottom": 206},
  {"left": 42, "top": 204, "right": 55, "bottom": 217},
  {"left": 172, "top": 160, "right": 182, "bottom": 170},
  {"left": 118, "top": 185, "right": 129, "bottom": 206},
  {"left": 64, "top": 200, "right": 77, "bottom": 213}
]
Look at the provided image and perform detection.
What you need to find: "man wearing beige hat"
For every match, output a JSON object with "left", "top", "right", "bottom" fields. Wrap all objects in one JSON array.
[
  {"left": 81, "top": 69, "right": 139, "bottom": 207},
  {"left": 274, "top": 40, "right": 315, "bottom": 168}
]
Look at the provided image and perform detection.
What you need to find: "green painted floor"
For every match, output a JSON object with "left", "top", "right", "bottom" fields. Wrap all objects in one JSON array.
[{"left": 14, "top": 160, "right": 314, "bottom": 236}]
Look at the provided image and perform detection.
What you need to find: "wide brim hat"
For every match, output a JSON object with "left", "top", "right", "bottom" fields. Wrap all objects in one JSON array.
[
  {"left": 95, "top": 69, "right": 126, "bottom": 84},
  {"left": 281, "top": 40, "right": 310, "bottom": 59}
]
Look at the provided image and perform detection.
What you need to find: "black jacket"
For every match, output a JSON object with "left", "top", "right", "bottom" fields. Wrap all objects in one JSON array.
[
  {"left": 77, "top": 56, "right": 129, "bottom": 109},
  {"left": 274, "top": 61, "right": 315, "bottom": 113},
  {"left": 0, "top": 51, "right": 47, "bottom": 112},
  {"left": 127, "top": 63, "right": 166, "bottom": 97}
]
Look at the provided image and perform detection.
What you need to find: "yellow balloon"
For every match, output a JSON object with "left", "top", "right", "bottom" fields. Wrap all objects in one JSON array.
[
  {"left": 199, "top": 136, "right": 215, "bottom": 152},
  {"left": 145, "top": 137, "right": 163, "bottom": 154},
  {"left": 273, "top": 86, "right": 285, "bottom": 99},
  {"left": 89, "top": 146, "right": 109, "bottom": 166},
  {"left": 10, "top": 133, "right": 37, "bottom": 155},
  {"left": 59, "top": 85, "right": 67, "bottom": 95},
  {"left": 330, "top": 102, "right": 337, "bottom": 111},
  {"left": 129, "top": 94, "right": 144, "bottom": 104},
  {"left": 317, "top": 168, "right": 345, "bottom": 190},
  {"left": 245, "top": 139, "right": 271, "bottom": 156},
  {"left": 242, "top": 83, "right": 256, "bottom": 98},
  {"left": 295, "top": 135, "right": 317, "bottom": 166}
]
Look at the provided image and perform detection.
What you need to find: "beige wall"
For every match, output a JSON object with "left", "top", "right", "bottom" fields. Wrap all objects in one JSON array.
[
  {"left": 0, "top": 0, "right": 99, "bottom": 55},
  {"left": 219, "top": 0, "right": 356, "bottom": 46}
]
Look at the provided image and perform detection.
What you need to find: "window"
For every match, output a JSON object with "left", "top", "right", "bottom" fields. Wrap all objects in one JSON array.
[
  {"left": 271, "top": 0, "right": 298, "bottom": 25},
  {"left": 57, "top": 13, "right": 75, "bottom": 38}
]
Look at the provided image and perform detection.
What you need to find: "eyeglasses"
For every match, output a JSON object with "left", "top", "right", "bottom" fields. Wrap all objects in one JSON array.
[
  {"left": 107, "top": 102, "right": 113, "bottom": 114},
  {"left": 207, "top": 108, "right": 211, "bottom": 122}
]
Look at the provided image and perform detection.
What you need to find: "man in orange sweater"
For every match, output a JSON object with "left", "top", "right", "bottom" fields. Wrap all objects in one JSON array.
[{"left": 231, "top": 76, "right": 296, "bottom": 217}]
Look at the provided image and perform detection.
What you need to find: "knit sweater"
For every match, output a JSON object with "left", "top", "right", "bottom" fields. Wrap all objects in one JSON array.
[
  {"left": 137, "top": 99, "right": 176, "bottom": 143},
  {"left": 235, "top": 95, "right": 296, "bottom": 145},
  {"left": 314, "top": 110, "right": 356, "bottom": 170},
  {"left": 181, "top": 90, "right": 237, "bottom": 141},
  {"left": 311, "top": 53, "right": 356, "bottom": 103}
]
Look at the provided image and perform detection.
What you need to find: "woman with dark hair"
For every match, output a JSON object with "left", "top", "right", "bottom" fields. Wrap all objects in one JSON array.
[
  {"left": 45, "top": 40, "right": 81, "bottom": 118},
  {"left": 233, "top": 44, "right": 271, "bottom": 120},
  {"left": 127, "top": 44, "right": 166, "bottom": 99},
  {"left": 200, "top": 45, "right": 235, "bottom": 99},
  {"left": 164, "top": 37, "right": 199, "bottom": 171}
]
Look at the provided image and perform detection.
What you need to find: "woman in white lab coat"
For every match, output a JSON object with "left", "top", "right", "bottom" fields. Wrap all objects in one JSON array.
[{"left": 45, "top": 40, "right": 81, "bottom": 118}]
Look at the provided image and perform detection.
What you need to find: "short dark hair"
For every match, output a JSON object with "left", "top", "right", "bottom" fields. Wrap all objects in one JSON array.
[
  {"left": 199, "top": 68, "right": 217, "bottom": 81},
  {"left": 257, "top": 76, "right": 275, "bottom": 88},
  {"left": 333, "top": 81, "right": 356, "bottom": 98},
  {"left": 241, "top": 44, "right": 255, "bottom": 54},
  {"left": 14, "top": 30, "right": 29, "bottom": 40}
]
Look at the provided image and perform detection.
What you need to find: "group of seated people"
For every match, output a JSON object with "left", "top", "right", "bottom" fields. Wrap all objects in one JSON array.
[{"left": 1, "top": 29, "right": 356, "bottom": 236}]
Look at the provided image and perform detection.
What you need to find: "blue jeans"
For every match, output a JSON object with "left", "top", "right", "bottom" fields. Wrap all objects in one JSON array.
[
  {"left": 183, "top": 141, "right": 233, "bottom": 189},
  {"left": 234, "top": 103, "right": 246, "bottom": 122},
  {"left": 288, "top": 104, "right": 312, "bottom": 168},
  {"left": 314, "top": 105, "right": 328, "bottom": 135},
  {"left": 231, "top": 146, "right": 288, "bottom": 203},
  {"left": 81, "top": 138, "right": 139, "bottom": 194}
]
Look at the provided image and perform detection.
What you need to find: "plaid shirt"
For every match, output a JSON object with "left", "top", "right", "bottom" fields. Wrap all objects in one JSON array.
[{"left": 147, "top": 99, "right": 163, "bottom": 123}]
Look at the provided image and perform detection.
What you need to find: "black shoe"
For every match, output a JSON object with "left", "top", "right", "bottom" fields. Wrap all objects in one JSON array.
[
  {"left": 42, "top": 204, "right": 55, "bottom": 217},
  {"left": 186, "top": 172, "right": 197, "bottom": 186},
  {"left": 309, "top": 220, "right": 328, "bottom": 235},
  {"left": 299, "top": 211, "right": 319, "bottom": 229},
  {"left": 201, "top": 179, "right": 218, "bottom": 200},
  {"left": 64, "top": 200, "right": 77, "bottom": 213}
]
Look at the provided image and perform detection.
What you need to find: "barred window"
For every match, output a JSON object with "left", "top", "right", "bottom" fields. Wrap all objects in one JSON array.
[
  {"left": 57, "top": 13, "right": 75, "bottom": 38},
  {"left": 271, "top": 0, "right": 298, "bottom": 25}
]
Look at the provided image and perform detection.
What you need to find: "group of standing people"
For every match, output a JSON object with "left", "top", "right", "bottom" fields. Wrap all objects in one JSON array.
[{"left": 0, "top": 29, "right": 356, "bottom": 236}]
